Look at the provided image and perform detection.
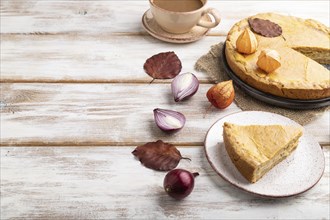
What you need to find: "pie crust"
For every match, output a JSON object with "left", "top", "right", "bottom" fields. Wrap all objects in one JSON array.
[
  {"left": 223, "top": 122, "right": 303, "bottom": 183},
  {"left": 225, "top": 13, "right": 330, "bottom": 100}
]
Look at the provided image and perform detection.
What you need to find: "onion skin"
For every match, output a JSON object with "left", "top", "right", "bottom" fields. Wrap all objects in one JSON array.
[
  {"left": 163, "top": 169, "right": 199, "bottom": 200},
  {"left": 171, "top": 72, "right": 199, "bottom": 102},
  {"left": 153, "top": 108, "right": 186, "bottom": 132}
]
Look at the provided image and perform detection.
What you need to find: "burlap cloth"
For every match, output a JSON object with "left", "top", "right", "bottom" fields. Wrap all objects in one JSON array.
[{"left": 195, "top": 42, "right": 329, "bottom": 125}]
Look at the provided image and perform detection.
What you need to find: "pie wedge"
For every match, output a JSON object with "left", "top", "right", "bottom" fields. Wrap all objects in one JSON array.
[{"left": 223, "top": 122, "right": 303, "bottom": 183}]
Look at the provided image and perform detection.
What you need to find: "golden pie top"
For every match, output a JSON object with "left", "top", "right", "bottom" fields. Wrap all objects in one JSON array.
[
  {"left": 223, "top": 122, "right": 303, "bottom": 182},
  {"left": 223, "top": 122, "right": 303, "bottom": 165},
  {"left": 225, "top": 13, "right": 330, "bottom": 99}
]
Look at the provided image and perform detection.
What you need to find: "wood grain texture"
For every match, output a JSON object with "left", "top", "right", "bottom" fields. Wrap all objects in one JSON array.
[
  {"left": 1, "top": 1, "right": 329, "bottom": 35},
  {"left": 0, "top": 83, "right": 241, "bottom": 146},
  {"left": 1, "top": 146, "right": 329, "bottom": 219},
  {"left": 0, "top": 35, "right": 222, "bottom": 83},
  {"left": 1, "top": 1, "right": 329, "bottom": 83},
  {"left": 1, "top": 83, "right": 329, "bottom": 146},
  {"left": 1, "top": 1, "right": 329, "bottom": 219},
  {"left": 0, "top": 146, "right": 329, "bottom": 219}
]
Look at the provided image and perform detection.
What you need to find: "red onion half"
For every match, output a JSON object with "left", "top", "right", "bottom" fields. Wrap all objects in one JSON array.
[
  {"left": 171, "top": 72, "right": 199, "bottom": 102},
  {"left": 163, "top": 169, "right": 199, "bottom": 200},
  {"left": 153, "top": 108, "right": 186, "bottom": 132}
]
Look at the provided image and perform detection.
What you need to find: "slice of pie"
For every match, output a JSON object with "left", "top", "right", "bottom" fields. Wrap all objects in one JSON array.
[{"left": 223, "top": 122, "right": 303, "bottom": 183}]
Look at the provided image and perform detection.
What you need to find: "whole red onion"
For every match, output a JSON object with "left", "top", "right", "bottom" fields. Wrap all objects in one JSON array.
[{"left": 163, "top": 169, "right": 199, "bottom": 200}]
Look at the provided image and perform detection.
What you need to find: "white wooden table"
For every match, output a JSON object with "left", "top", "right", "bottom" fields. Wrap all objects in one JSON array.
[{"left": 1, "top": 1, "right": 329, "bottom": 219}]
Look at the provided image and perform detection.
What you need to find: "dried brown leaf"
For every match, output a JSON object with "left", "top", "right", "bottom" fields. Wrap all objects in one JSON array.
[
  {"left": 143, "top": 52, "right": 182, "bottom": 81},
  {"left": 132, "top": 140, "right": 189, "bottom": 171},
  {"left": 248, "top": 18, "right": 282, "bottom": 37}
]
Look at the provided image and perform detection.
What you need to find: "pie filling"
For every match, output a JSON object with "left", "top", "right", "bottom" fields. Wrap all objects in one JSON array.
[
  {"left": 223, "top": 122, "right": 303, "bottom": 183},
  {"left": 293, "top": 47, "right": 330, "bottom": 65},
  {"left": 253, "top": 138, "right": 299, "bottom": 183}
]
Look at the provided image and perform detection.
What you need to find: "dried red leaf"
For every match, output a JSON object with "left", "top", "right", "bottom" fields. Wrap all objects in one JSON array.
[
  {"left": 143, "top": 52, "right": 182, "bottom": 81},
  {"left": 132, "top": 140, "right": 189, "bottom": 171},
  {"left": 248, "top": 18, "right": 282, "bottom": 37}
]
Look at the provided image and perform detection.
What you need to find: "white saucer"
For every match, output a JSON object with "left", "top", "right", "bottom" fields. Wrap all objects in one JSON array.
[
  {"left": 204, "top": 111, "right": 325, "bottom": 198},
  {"left": 142, "top": 9, "right": 211, "bottom": 43}
]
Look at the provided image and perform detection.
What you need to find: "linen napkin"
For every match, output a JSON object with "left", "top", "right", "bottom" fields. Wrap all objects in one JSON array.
[{"left": 195, "top": 42, "right": 329, "bottom": 125}]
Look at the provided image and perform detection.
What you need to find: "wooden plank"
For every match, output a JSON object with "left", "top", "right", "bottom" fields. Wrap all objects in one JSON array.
[
  {"left": 0, "top": 35, "right": 223, "bottom": 83},
  {"left": 2, "top": 1, "right": 329, "bottom": 83},
  {"left": 305, "top": 112, "right": 330, "bottom": 147},
  {"left": 1, "top": 1, "right": 329, "bottom": 35},
  {"left": 1, "top": 83, "right": 329, "bottom": 146},
  {"left": 0, "top": 83, "right": 241, "bottom": 146},
  {"left": 1, "top": 146, "right": 329, "bottom": 219}
]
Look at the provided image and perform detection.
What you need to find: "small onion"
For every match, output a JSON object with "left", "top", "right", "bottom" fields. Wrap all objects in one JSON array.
[
  {"left": 171, "top": 72, "right": 199, "bottom": 102},
  {"left": 164, "top": 169, "right": 199, "bottom": 200},
  {"left": 153, "top": 108, "right": 186, "bottom": 132}
]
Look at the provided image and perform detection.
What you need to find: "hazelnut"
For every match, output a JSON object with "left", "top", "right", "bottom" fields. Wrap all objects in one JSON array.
[
  {"left": 236, "top": 29, "right": 258, "bottom": 54},
  {"left": 257, "top": 49, "right": 281, "bottom": 73}
]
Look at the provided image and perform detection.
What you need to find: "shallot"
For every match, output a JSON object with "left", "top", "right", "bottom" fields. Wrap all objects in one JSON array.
[
  {"left": 171, "top": 72, "right": 199, "bottom": 102},
  {"left": 163, "top": 169, "right": 199, "bottom": 200},
  {"left": 153, "top": 108, "right": 186, "bottom": 132}
]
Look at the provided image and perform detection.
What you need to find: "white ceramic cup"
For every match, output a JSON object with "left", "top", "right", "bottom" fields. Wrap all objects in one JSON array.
[{"left": 149, "top": 0, "right": 221, "bottom": 34}]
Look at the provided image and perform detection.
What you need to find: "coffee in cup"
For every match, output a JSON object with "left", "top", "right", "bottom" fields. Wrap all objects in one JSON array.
[{"left": 149, "top": 0, "right": 221, "bottom": 34}]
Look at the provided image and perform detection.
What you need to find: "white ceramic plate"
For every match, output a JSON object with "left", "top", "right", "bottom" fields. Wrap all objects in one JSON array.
[{"left": 204, "top": 111, "right": 325, "bottom": 198}]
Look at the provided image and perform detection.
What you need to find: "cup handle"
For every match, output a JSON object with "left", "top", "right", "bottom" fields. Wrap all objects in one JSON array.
[{"left": 197, "top": 8, "right": 221, "bottom": 28}]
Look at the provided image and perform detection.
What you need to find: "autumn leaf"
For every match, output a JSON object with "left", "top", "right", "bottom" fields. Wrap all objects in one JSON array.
[
  {"left": 132, "top": 140, "right": 190, "bottom": 171},
  {"left": 143, "top": 52, "right": 182, "bottom": 83},
  {"left": 248, "top": 18, "right": 282, "bottom": 38}
]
